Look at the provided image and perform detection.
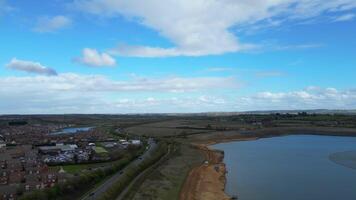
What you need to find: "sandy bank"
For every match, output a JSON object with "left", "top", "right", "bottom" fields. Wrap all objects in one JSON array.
[{"left": 179, "top": 144, "right": 230, "bottom": 200}]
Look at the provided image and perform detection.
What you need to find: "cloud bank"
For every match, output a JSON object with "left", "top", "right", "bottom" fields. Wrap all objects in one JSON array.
[
  {"left": 236, "top": 87, "right": 356, "bottom": 111},
  {"left": 0, "top": 73, "right": 237, "bottom": 93},
  {"left": 0, "top": 72, "right": 354, "bottom": 114},
  {"left": 73, "top": 0, "right": 356, "bottom": 57},
  {"left": 0, "top": 73, "right": 239, "bottom": 114}
]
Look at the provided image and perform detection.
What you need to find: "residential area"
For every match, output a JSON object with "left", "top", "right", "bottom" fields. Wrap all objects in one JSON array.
[{"left": 0, "top": 121, "right": 144, "bottom": 200}]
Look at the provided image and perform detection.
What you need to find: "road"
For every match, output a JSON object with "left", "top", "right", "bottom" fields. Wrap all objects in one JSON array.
[{"left": 81, "top": 139, "right": 157, "bottom": 200}]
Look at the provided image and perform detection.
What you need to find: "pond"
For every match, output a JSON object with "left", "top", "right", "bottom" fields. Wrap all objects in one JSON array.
[{"left": 51, "top": 127, "right": 94, "bottom": 135}]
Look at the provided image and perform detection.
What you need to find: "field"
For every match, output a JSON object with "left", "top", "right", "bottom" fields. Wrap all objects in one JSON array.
[
  {"left": 63, "top": 164, "right": 98, "bottom": 174},
  {"left": 95, "top": 146, "right": 109, "bottom": 154},
  {"left": 131, "top": 144, "right": 205, "bottom": 200},
  {"left": 50, "top": 158, "right": 123, "bottom": 174}
]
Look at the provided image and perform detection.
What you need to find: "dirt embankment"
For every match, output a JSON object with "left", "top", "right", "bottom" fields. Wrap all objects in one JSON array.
[{"left": 179, "top": 144, "right": 231, "bottom": 200}]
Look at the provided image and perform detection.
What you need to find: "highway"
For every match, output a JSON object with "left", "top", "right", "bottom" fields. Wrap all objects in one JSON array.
[{"left": 81, "top": 139, "right": 157, "bottom": 200}]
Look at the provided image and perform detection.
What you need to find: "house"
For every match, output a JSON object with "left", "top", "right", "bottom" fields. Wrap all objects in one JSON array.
[
  {"left": 24, "top": 174, "right": 42, "bottom": 192},
  {"left": 102, "top": 142, "right": 117, "bottom": 148},
  {"left": 0, "top": 172, "right": 8, "bottom": 185},
  {"left": 130, "top": 140, "right": 142, "bottom": 146},
  {"left": 0, "top": 141, "right": 5, "bottom": 149},
  {"left": 39, "top": 144, "right": 78, "bottom": 155},
  {"left": 38, "top": 146, "right": 61, "bottom": 155},
  {"left": 88, "top": 143, "right": 96, "bottom": 147},
  {"left": 0, "top": 185, "right": 17, "bottom": 200},
  {"left": 8, "top": 171, "right": 24, "bottom": 184},
  {"left": 7, "top": 160, "right": 23, "bottom": 173},
  {"left": 0, "top": 144, "right": 62, "bottom": 197}
]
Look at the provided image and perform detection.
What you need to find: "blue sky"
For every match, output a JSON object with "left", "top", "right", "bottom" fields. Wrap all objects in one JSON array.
[{"left": 0, "top": 0, "right": 356, "bottom": 114}]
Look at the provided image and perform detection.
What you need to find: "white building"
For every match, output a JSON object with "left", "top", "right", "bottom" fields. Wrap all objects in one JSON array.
[{"left": 130, "top": 140, "right": 142, "bottom": 146}]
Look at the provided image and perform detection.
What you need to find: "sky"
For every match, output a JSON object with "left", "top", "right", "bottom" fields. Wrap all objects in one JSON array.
[{"left": 0, "top": 0, "right": 356, "bottom": 114}]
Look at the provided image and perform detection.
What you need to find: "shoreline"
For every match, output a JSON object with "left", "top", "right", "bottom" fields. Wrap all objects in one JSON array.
[
  {"left": 179, "top": 143, "right": 230, "bottom": 200},
  {"left": 180, "top": 126, "right": 356, "bottom": 200}
]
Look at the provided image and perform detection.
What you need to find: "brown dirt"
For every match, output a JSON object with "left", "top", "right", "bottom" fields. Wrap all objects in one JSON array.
[{"left": 179, "top": 144, "right": 231, "bottom": 200}]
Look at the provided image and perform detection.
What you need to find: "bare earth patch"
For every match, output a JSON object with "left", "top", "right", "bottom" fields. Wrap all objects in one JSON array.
[{"left": 180, "top": 144, "right": 230, "bottom": 200}]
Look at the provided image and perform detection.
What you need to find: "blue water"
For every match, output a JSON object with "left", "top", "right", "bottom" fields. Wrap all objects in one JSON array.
[
  {"left": 212, "top": 135, "right": 356, "bottom": 200},
  {"left": 51, "top": 127, "right": 93, "bottom": 135}
]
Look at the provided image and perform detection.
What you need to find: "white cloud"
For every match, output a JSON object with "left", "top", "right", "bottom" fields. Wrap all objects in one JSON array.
[
  {"left": 272, "top": 43, "right": 324, "bottom": 51},
  {"left": 6, "top": 58, "right": 57, "bottom": 76},
  {"left": 33, "top": 15, "right": 72, "bottom": 33},
  {"left": 198, "top": 95, "right": 226, "bottom": 105},
  {"left": 206, "top": 67, "right": 233, "bottom": 72},
  {"left": 109, "top": 42, "right": 255, "bottom": 58},
  {"left": 0, "top": 72, "right": 354, "bottom": 114},
  {"left": 333, "top": 13, "right": 355, "bottom": 22},
  {"left": 75, "top": 48, "right": 116, "bottom": 67},
  {"left": 111, "top": 95, "right": 229, "bottom": 113},
  {"left": 255, "top": 71, "right": 285, "bottom": 78},
  {"left": 236, "top": 87, "right": 356, "bottom": 111},
  {"left": 73, "top": 0, "right": 356, "bottom": 57},
  {"left": 0, "top": 73, "right": 237, "bottom": 93},
  {"left": 0, "top": 73, "right": 238, "bottom": 113}
]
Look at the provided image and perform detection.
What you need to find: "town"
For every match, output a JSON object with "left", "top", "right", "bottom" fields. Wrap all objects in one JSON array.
[{"left": 0, "top": 120, "right": 144, "bottom": 200}]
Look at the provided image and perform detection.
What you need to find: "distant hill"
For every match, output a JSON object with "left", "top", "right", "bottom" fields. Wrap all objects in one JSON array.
[
  {"left": 1, "top": 109, "right": 356, "bottom": 117},
  {"left": 165, "top": 109, "right": 356, "bottom": 116},
  {"left": 239, "top": 109, "right": 356, "bottom": 115}
]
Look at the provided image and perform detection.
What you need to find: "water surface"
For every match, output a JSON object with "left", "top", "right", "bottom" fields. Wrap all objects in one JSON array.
[
  {"left": 51, "top": 127, "right": 93, "bottom": 135},
  {"left": 212, "top": 135, "right": 356, "bottom": 200}
]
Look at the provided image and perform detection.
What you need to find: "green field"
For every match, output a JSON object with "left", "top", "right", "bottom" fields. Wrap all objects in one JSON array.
[
  {"left": 95, "top": 146, "right": 109, "bottom": 154},
  {"left": 51, "top": 162, "right": 109, "bottom": 174}
]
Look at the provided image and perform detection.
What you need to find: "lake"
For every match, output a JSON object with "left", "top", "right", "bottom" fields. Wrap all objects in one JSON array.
[
  {"left": 51, "top": 127, "right": 93, "bottom": 135},
  {"left": 212, "top": 135, "right": 356, "bottom": 200}
]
